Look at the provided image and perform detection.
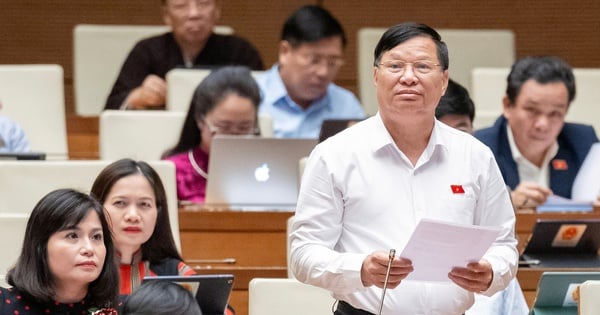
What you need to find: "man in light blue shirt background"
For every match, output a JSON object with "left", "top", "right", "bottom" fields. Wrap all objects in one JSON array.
[
  {"left": 257, "top": 5, "right": 365, "bottom": 138},
  {"left": 0, "top": 101, "right": 29, "bottom": 153}
]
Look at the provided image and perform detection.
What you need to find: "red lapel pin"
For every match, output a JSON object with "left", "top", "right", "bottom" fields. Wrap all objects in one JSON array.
[
  {"left": 450, "top": 185, "right": 465, "bottom": 194},
  {"left": 552, "top": 159, "right": 568, "bottom": 171}
]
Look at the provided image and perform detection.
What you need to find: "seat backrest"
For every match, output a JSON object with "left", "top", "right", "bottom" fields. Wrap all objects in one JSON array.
[
  {"left": 165, "top": 68, "right": 265, "bottom": 112},
  {"left": 0, "top": 64, "right": 67, "bottom": 159},
  {"left": 579, "top": 280, "right": 600, "bottom": 315},
  {"left": 566, "top": 69, "right": 600, "bottom": 135},
  {"left": 357, "top": 28, "right": 515, "bottom": 116},
  {"left": 248, "top": 278, "right": 335, "bottom": 315},
  {"left": 0, "top": 160, "right": 181, "bottom": 251},
  {"left": 99, "top": 110, "right": 186, "bottom": 160},
  {"left": 471, "top": 67, "right": 600, "bottom": 133},
  {"left": 165, "top": 68, "right": 273, "bottom": 136},
  {"left": 470, "top": 67, "right": 510, "bottom": 130},
  {"left": 0, "top": 213, "right": 29, "bottom": 287},
  {"left": 73, "top": 24, "right": 234, "bottom": 116}
]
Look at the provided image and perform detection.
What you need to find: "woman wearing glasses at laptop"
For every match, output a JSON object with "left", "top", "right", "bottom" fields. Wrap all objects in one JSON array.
[
  {"left": 162, "top": 66, "right": 261, "bottom": 204},
  {"left": 91, "top": 159, "right": 235, "bottom": 315}
]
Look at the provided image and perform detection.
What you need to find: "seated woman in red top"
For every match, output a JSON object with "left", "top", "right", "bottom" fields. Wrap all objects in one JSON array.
[
  {"left": 91, "top": 159, "right": 194, "bottom": 294},
  {"left": 162, "top": 66, "right": 261, "bottom": 204},
  {"left": 91, "top": 158, "right": 235, "bottom": 314}
]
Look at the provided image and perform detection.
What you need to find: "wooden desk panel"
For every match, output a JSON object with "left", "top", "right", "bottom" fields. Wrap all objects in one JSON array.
[
  {"left": 181, "top": 231, "right": 286, "bottom": 266},
  {"left": 179, "top": 209, "right": 293, "bottom": 315}
]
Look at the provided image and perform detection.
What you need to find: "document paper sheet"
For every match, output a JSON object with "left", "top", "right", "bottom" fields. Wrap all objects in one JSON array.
[{"left": 400, "top": 218, "right": 501, "bottom": 282}]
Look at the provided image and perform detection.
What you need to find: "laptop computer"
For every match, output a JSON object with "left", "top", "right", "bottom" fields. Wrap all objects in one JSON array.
[
  {"left": 520, "top": 219, "right": 600, "bottom": 268},
  {"left": 0, "top": 152, "right": 46, "bottom": 160},
  {"left": 530, "top": 271, "right": 600, "bottom": 315},
  {"left": 143, "top": 274, "right": 234, "bottom": 315},
  {"left": 204, "top": 135, "right": 317, "bottom": 210},
  {"left": 318, "top": 119, "right": 363, "bottom": 142}
]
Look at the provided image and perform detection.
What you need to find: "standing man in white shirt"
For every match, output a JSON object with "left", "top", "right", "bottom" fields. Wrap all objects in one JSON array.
[{"left": 289, "top": 22, "right": 518, "bottom": 314}]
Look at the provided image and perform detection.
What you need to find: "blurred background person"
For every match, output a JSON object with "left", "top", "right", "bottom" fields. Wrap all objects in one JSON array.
[
  {"left": 435, "top": 78, "right": 475, "bottom": 133},
  {"left": 257, "top": 5, "right": 365, "bottom": 138},
  {"left": 0, "top": 100, "right": 29, "bottom": 152},
  {"left": 163, "top": 66, "right": 260, "bottom": 203},
  {"left": 105, "top": 0, "right": 263, "bottom": 110},
  {"left": 475, "top": 56, "right": 598, "bottom": 210},
  {"left": 122, "top": 280, "right": 202, "bottom": 315},
  {"left": 1, "top": 189, "right": 120, "bottom": 314}
]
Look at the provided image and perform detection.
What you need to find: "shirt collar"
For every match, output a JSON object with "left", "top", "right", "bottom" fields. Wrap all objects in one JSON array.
[
  {"left": 506, "top": 125, "right": 558, "bottom": 168},
  {"left": 369, "top": 114, "right": 445, "bottom": 167}
]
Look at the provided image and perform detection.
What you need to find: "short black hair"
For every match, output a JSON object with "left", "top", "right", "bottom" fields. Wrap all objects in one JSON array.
[
  {"left": 7, "top": 189, "right": 119, "bottom": 307},
  {"left": 505, "top": 56, "right": 576, "bottom": 105},
  {"left": 373, "top": 22, "right": 448, "bottom": 70},
  {"left": 436, "top": 79, "right": 475, "bottom": 122},
  {"left": 123, "top": 280, "right": 202, "bottom": 315},
  {"left": 281, "top": 5, "right": 346, "bottom": 48}
]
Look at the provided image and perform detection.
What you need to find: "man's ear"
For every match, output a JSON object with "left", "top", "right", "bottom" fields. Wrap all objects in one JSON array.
[
  {"left": 279, "top": 40, "right": 292, "bottom": 65},
  {"left": 162, "top": 6, "right": 172, "bottom": 27},
  {"left": 502, "top": 95, "right": 512, "bottom": 118}
]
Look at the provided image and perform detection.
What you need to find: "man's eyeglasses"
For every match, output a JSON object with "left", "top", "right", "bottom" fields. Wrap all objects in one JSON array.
[
  {"left": 297, "top": 53, "right": 345, "bottom": 70},
  {"left": 203, "top": 118, "right": 258, "bottom": 135},
  {"left": 377, "top": 60, "right": 441, "bottom": 75}
]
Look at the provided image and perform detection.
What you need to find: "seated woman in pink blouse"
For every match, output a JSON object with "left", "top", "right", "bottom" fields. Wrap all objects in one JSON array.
[{"left": 162, "top": 66, "right": 260, "bottom": 203}]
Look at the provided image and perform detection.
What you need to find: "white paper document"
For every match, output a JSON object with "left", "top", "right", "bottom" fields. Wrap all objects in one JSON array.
[{"left": 400, "top": 218, "right": 501, "bottom": 282}]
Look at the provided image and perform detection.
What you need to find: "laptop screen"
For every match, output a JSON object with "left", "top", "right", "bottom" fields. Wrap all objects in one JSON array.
[
  {"left": 0, "top": 152, "right": 46, "bottom": 160},
  {"left": 524, "top": 219, "right": 600, "bottom": 255},
  {"left": 532, "top": 271, "right": 600, "bottom": 313},
  {"left": 204, "top": 135, "right": 317, "bottom": 210},
  {"left": 143, "top": 274, "right": 234, "bottom": 315}
]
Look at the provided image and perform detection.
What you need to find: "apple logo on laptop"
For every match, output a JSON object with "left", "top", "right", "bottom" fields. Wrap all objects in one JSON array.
[{"left": 254, "top": 163, "right": 270, "bottom": 182}]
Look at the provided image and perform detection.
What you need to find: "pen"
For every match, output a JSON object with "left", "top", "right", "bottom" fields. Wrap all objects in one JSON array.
[{"left": 378, "top": 249, "right": 396, "bottom": 315}]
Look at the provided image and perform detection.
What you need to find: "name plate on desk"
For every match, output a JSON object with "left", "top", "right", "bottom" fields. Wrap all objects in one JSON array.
[{"left": 537, "top": 196, "right": 594, "bottom": 213}]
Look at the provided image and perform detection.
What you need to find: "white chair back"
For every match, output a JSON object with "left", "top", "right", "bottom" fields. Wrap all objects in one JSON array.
[
  {"left": 165, "top": 68, "right": 265, "bottom": 112},
  {"left": 470, "top": 67, "right": 510, "bottom": 130},
  {"left": 357, "top": 28, "right": 515, "bottom": 115},
  {"left": 99, "top": 110, "right": 186, "bottom": 160},
  {"left": 579, "top": 280, "right": 600, "bottom": 315},
  {"left": 248, "top": 278, "right": 335, "bottom": 315},
  {"left": 0, "top": 213, "right": 29, "bottom": 287},
  {"left": 567, "top": 69, "right": 600, "bottom": 135},
  {"left": 73, "top": 24, "right": 234, "bottom": 116},
  {"left": 0, "top": 160, "right": 181, "bottom": 252},
  {"left": 0, "top": 64, "right": 67, "bottom": 159}
]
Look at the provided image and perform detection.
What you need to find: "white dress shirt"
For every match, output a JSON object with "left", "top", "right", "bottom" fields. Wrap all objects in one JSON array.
[{"left": 290, "top": 114, "right": 518, "bottom": 315}]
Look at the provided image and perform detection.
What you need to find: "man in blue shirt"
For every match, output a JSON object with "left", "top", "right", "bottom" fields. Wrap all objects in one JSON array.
[
  {"left": 257, "top": 5, "right": 365, "bottom": 138},
  {"left": 0, "top": 101, "right": 29, "bottom": 152}
]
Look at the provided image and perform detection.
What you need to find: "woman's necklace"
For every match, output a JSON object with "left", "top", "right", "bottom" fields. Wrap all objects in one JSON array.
[{"left": 188, "top": 149, "right": 208, "bottom": 179}]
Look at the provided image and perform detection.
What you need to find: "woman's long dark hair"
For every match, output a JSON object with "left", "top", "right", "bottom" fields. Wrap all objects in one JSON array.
[{"left": 7, "top": 188, "right": 119, "bottom": 307}]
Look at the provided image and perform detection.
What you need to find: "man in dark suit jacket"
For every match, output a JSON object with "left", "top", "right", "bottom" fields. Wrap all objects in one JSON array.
[{"left": 475, "top": 56, "right": 598, "bottom": 210}]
